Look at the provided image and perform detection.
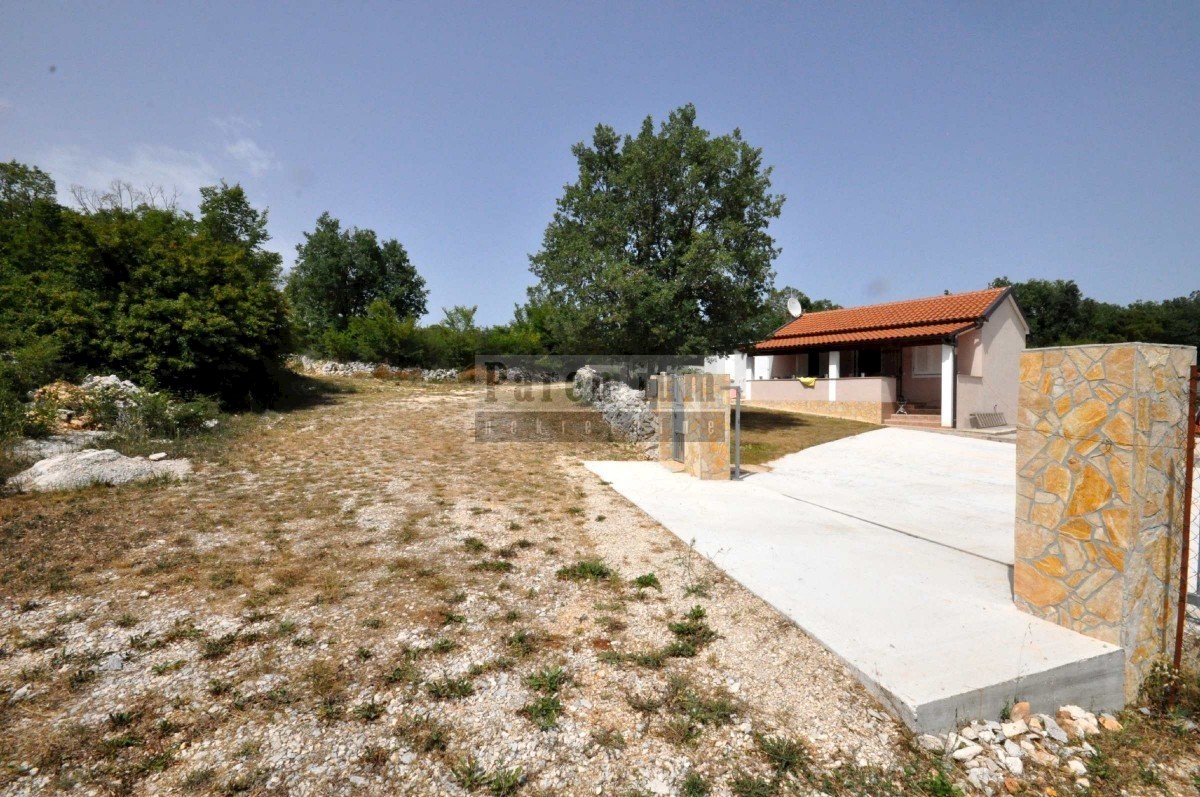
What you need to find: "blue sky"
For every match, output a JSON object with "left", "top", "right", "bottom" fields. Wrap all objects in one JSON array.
[{"left": 2, "top": 2, "right": 1197, "bottom": 324}]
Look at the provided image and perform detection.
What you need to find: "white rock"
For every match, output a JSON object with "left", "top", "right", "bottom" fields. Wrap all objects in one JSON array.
[
  {"left": 959, "top": 725, "right": 979, "bottom": 741},
  {"left": 8, "top": 449, "right": 191, "bottom": 493},
  {"left": 1040, "top": 715, "right": 1069, "bottom": 743},
  {"left": 952, "top": 744, "right": 984, "bottom": 762},
  {"left": 100, "top": 653, "right": 124, "bottom": 671},
  {"left": 646, "top": 776, "right": 670, "bottom": 795},
  {"left": 1005, "top": 756, "right": 1024, "bottom": 776},
  {"left": 1066, "top": 758, "right": 1087, "bottom": 776},
  {"left": 148, "top": 452, "right": 168, "bottom": 461},
  {"left": 999, "top": 719, "right": 1027, "bottom": 738},
  {"left": 917, "top": 734, "right": 945, "bottom": 752}
]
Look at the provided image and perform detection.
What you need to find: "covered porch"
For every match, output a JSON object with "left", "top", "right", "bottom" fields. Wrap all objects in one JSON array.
[{"left": 745, "top": 342, "right": 956, "bottom": 427}]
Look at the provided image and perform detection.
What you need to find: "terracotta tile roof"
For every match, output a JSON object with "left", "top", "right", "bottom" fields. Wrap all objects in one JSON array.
[{"left": 755, "top": 287, "right": 1008, "bottom": 352}]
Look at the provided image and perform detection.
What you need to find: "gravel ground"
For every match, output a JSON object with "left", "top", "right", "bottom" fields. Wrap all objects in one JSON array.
[{"left": 7, "top": 378, "right": 1192, "bottom": 796}]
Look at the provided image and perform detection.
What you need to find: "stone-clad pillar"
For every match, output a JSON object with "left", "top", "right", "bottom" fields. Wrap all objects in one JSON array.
[
  {"left": 647, "top": 373, "right": 731, "bottom": 480},
  {"left": 1013, "top": 343, "right": 1196, "bottom": 699}
]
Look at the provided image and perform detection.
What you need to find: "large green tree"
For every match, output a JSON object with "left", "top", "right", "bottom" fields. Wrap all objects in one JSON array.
[
  {"left": 528, "top": 104, "right": 785, "bottom": 355},
  {"left": 285, "top": 213, "right": 427, "bottom": 346}
]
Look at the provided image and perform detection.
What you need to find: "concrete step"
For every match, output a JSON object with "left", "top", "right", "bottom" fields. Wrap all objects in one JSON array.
[{"left": 885, "top": 415, "right": 942, "bottom": 428}]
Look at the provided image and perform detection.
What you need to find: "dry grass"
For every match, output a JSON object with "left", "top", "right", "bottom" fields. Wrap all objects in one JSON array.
[
  {"left": 2, "top": 377, "right": 1197, "bottom": 796},
  {"left": 737, "top": 405, "right": 876, "bottom": 466}
]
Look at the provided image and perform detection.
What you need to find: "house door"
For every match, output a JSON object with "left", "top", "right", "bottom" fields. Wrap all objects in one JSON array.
[{"left": 671, "top": 376, "right": 685, "bottom": 462}]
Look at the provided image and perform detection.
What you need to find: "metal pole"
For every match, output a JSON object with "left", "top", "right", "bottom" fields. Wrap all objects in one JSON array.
[
  {"left": 1173, "top": 365, "right": 1198, "bottom": 673},
  {"left": 723, "top": 384, "right": 742, "bottom": 480}
]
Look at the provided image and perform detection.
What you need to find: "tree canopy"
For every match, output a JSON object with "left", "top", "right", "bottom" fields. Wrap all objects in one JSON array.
[
  {"left": 285, "top": 213, "right": 428, "bottom": 347},
  {"left": 0, "top": 161, "right": 289, "bottom": 404},
  {"left": 991, "top": 276, "right": 1199, "bottom": 350},
  {"left": 528, "top": 104, "right": 785, "bottom": 355}
]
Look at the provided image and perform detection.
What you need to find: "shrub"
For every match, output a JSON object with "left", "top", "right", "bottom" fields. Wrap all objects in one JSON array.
[{"left": 556, "top": 559, "right": 616, "bottom": 582}]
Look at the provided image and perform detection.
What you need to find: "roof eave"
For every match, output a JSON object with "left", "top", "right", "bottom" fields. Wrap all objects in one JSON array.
[{"left": 752, "top": 323, "right": 978, "bottom": 354}]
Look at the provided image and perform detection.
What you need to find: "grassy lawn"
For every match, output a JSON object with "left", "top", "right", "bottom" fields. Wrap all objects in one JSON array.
[{"left": 737, "top": 405, "right": 877, "bottom": 466}]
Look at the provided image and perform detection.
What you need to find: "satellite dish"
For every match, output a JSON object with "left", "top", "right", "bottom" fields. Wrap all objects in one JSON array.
[{"left": 786, "top": 296, "right": 804, "bottom": 318}]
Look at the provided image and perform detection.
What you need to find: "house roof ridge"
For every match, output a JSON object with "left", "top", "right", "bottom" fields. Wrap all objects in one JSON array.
[{"left": 766, "top": 286, "right": 1007, "bottom": 342}]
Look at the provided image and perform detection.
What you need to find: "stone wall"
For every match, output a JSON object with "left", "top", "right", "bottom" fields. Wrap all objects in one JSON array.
[
  {"left": 745, "top": 399, "right": 890, "bottom": 425},
  {"left": 1013, "top": 343, "right": 1197, "bottom": 699},
  {"left": 572, "top": 367, "right": 660, "bottom": 454}
]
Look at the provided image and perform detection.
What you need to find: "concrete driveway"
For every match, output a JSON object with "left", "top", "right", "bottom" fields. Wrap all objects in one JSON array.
[
  {"left": 585, "top": 427, "right": 1124, "bottom": 732},
  {"left": 755, "top": 427, "right": 1017, "bottom": 565}
]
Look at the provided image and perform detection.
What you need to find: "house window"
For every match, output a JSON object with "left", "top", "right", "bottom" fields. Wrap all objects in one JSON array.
[{"left": 912, "top": 345, "right": 941, "bottom": 377}]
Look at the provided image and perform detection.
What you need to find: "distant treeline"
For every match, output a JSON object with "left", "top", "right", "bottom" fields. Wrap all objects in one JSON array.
[
  {"left": 990, "top": 277, "right": 1199, "bottom": 351},
  {"left": 0, "top": 161, "right": 551, "bottom": 414},
  {"left": 4, "top": 103, "right": 1195, "bottom": 428}
]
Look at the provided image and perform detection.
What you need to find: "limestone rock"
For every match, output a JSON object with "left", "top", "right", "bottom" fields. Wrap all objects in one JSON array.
[
  {"left": 917, "top": 734, "right": 945, "bottom": 752},
  {"left": 573, "top": 366, "right": 659, "bottom": 448},
  {"left": 952, "top": 744, "right": 983, "bottom": 762},
  {"left": 14, "top": 431, "right": 110, "bottom": 461},
  {"left": 8, "top": 449, "right": 192, "bottom": 493},
  {"left": 1040, "top": 714, "right": 1069, "bottom": 743},
  {"left": 1030, "top": 749, "right": 1058, "bottom": 768},
  {"left": 1010, "top": 701, "right": 1031, "bottom": 722},
  {"left": 1066, "top": 758, "right": 1087, "bottom": 776},
  {"left": 1098, "top": 713, "right": 1122, "bottom": 732},
  {"left": 1000, "top": 719, "right": 1028, "bottom": 738},
  {"left": 148, "top": 452, "right": 168, "bottom": 462}
]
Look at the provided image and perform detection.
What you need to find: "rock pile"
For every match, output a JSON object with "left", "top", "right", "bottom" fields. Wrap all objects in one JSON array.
[
  {"left": 496, "top": 366, "right": 556, "bottom": 383},
  {"left": 7, "top": 449, "right": 192, "bottom": 493},
  {"left": 30, "top": 375, "right": 144, "bottom": 430},
  {"left": 79, "top": 374, "right": 143, "bottom": 399},
  {"left": 573, "top": 366, "right": 659, "bottom": 452},
  {"left": 917, "top": 702, "right": 1123, "bottom": 794},
  {"left": 291, "top": 356, "right": 559, "bottom": 385},
  {"left": 291, "top": 356, "right": 381, "bottom": 376}
]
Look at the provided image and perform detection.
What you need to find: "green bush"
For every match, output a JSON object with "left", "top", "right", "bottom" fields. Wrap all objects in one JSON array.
[
  {"left": 83, "top": 387, "right": 219, "bottom": 439},
  {"left": 1, "top": 165, "right": 290, "bottom": 407},
  {"left": 20, "top": 398, "right": 58, "bottom": 439}
]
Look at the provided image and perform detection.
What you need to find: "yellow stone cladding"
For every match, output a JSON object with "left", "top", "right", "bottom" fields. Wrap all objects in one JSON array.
[
  {"left": 648, "top": 373, "right": 732, "bottom": 480},
  {"left": 1013, "top": 343, "right": 1196, "bottom": 699}
]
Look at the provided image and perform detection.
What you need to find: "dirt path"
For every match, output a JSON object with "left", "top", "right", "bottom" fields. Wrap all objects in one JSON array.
[{"left": 1, "top": 379, "right": 904, "bottom": 796}]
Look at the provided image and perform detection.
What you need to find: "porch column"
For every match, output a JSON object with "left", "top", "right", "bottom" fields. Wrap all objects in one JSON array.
[
  {"left": 940, "top": 343, "right": 954, "bottom": 427},
  {"left": 828, "top": 351, "right": 840, "bottom": 401}
]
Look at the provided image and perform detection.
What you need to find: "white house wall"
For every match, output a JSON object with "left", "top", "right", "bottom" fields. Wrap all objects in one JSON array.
[{"left": 956, "top": 294, "right": 1027, "bottom": 428}]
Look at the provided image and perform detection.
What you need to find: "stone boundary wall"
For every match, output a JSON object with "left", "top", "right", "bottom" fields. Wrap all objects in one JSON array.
[
  {"left": 1014, "top": 342, "right": 1196, "bottom": 699},
  {"left": 745, "top": 399, "right": 890, "bottom": 425},
  {"left": 572, "top": 367, "right": 660, "bottom": 454}
]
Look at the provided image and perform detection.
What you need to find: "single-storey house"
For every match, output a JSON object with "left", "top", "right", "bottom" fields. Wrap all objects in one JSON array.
[{"left": 744, "top": 286, "right": 1029, "bottom": 428}]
